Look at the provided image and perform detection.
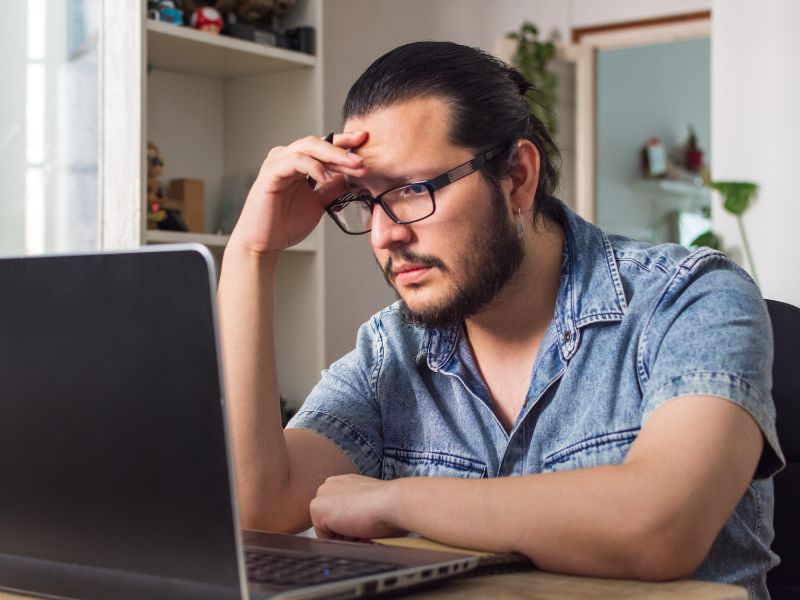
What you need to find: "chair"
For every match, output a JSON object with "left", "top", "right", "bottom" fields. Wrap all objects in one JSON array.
[{"left": 766, "top": 299, "right": 800, "bottom": 600}]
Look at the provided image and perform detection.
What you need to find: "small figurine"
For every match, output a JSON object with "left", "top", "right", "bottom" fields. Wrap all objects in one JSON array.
[
  {"left": 147, "top": 0, "right": 161, "bottom": 20},
  {"left": 191, "top": 6, "right": 224, "bottom": 34},
  {"left": 147, "top": 142, "right": 167, "bottom": 228},
  {"left": 158, "top": 0, "right": 184, "bottom": 26},
  {"left": 181, "top": 0, "right": 236, "bottom": 26}
]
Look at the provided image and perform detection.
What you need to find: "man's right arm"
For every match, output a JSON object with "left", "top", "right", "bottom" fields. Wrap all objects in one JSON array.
[{"left": 217, "top": 133, "right": 367, "bottom": 532}]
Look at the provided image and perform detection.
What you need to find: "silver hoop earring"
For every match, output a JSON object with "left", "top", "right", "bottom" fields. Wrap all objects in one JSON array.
[{"left": 516, "top": 207, "right": 524, "bottom": 238}]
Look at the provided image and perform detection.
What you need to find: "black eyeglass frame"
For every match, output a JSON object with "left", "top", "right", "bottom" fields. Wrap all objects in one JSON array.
[{"left": 325, "top": 145, "right": 506, "bottom": 235}]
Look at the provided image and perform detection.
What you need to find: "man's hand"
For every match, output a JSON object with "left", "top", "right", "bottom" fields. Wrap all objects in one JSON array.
[
  {"left": 230, "top": 131, "right": 368, "bottom": 256},
  {"left": 310, "top": 474, "right": 405, "bottom": 541}
]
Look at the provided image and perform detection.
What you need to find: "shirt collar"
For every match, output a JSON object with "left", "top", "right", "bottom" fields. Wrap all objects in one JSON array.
[
  {"left": 424, "top": 199, "right": 628, "bottom": 370},
  {"left": 554, "top": 199, "right": 627, "bottom": 360}
]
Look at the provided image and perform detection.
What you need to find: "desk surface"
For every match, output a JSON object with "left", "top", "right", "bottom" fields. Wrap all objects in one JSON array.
[
  {"left": 408, "top": 571, "right": 747, "bottom": 599},
  {"left": 0, "top": 572, "right": 747, "bottom": 600}
]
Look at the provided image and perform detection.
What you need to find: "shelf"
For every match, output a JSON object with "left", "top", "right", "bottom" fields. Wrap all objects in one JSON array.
[
  {"left": 638, "top": 178, "right": 710, "bottom": 199},
  {"left": 145, "top": 229, "right": 317, "bottom": 253},
  {"left": 146, "top": 20, "right": 316, "bottom": 78}
]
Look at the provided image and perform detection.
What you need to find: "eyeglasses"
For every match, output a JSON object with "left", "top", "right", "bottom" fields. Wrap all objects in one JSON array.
[{"left": 325, "top": 146, "right": 506, "bottom": 235}]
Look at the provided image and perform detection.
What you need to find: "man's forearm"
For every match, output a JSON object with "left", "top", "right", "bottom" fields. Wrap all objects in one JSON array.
[
  {"left": 383, "top": 466, "right": 708, "bottom": 581},
  {"left": 218, "top": 241, "right": 294, "bottom": 530}
]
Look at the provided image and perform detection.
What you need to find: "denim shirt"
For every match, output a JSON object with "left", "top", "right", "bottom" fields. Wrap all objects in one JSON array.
[{"left": 288, "top": 202, "right": 784, "bottom": 599}]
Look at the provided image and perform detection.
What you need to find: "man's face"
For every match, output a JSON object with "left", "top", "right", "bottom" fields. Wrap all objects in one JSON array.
[{"left": 343, "top": 97, "right": 523, "bottom": 328}]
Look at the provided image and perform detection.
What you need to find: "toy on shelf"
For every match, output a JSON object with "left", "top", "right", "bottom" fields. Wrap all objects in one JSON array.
[
  {"left": 191, "top": 6, "right": 224, "bottom": 34},
  {"left": 147, "top": 142, "right": 168, "bottom": 229},
  {"left": 147, "top": 0, "right": 161, "bottom": 20},
  {"left": 147, "top": 142, "right": 191, "bottom": 232},
  {"left": 158, "top": 1, "right": 184, "bottom": 26}
]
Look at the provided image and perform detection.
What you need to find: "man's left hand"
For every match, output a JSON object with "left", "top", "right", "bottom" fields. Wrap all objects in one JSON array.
[{"left": 310, "top": 474, "right": 405, "bottom": 541}]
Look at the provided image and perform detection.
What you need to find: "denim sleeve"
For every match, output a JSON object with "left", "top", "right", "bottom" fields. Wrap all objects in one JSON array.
[
  {"left": 285, "top": 316, "right": 384, "bottom": 478},
  {"left": 639, "top": 249, "right": 785, "bottom": 479}
]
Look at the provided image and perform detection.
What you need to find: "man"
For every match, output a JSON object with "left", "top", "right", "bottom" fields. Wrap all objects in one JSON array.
[{"left": 218, "top": 41, "right": 783, "bottom": 598}]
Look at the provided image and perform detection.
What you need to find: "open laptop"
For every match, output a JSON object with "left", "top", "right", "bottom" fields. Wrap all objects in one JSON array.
[{"left": 0, "top": 245, "right": 478, "bottom": 600}]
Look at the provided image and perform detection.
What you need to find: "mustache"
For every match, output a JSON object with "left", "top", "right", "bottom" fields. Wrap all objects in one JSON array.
[{"left": 383, "top": 251, "right": 448, "bottom": 280}]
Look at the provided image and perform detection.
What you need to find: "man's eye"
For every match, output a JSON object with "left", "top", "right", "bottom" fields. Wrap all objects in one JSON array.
[{"left": 403, "top": 184, "right": 428, "bottom": 196}]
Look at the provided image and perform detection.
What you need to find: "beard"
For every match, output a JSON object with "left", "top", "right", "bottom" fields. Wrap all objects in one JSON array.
[{"left": 380, "top": 189, "right": 525, "bottom": 330}]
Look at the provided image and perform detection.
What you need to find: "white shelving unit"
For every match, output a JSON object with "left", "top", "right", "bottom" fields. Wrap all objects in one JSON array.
[
  {"left": 142, "top": 3, "right": 325, "bottom": 407},
  {"left": 145, "top": 229, "right": 318, "bottom": 253},
  {"left": 147, "top": 20, "right": 315, "bottom": 78}
]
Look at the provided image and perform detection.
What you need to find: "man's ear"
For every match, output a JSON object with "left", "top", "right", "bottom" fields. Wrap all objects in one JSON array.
[{"left": 509, "top": 139, "right": 540, "bottom": 214}]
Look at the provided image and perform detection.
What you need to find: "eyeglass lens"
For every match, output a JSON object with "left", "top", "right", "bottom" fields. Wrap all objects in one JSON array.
[{"left": 332, "top": 183, "right": 434, "bottom": 233}]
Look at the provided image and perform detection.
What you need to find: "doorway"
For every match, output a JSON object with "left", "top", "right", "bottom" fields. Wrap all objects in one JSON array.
[{"left": 567, "top": 12, "right": 711, "bottom": 245}]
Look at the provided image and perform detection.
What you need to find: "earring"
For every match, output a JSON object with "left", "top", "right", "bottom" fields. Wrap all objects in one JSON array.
[{"left": 516, "top": 207, "right": 524, "bottom": 238}]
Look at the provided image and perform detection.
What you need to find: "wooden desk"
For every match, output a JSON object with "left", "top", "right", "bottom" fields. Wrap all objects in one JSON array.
[
  {"left": 0, "top": 572, "right": 748, "bottom": 600},
  {"left": 407, "top": 571, "right": 747, "bottom": 599}
]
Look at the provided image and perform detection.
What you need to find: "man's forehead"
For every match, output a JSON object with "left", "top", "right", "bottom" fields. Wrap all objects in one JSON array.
[
  {"left": 344, "top": 98, "right": 452, "bottom": 154},
  {"left": 342, "top": 97, "right": 467, "bottom": 182}
]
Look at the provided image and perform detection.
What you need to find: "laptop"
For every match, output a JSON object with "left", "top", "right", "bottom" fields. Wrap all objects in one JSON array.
[{"left": 0, "top": 245, "right": 478, "bottom": 600}]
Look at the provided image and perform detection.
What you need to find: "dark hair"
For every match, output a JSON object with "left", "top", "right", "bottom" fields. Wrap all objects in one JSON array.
[{"left": 342, "top": 41, "right": 562, "bottom": 226}]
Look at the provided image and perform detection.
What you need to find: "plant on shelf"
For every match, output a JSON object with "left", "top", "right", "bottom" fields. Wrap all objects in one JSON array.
[
  {"left": 691, "top": 181, "right": 760, "bottom": 286},
  {"left": 506, "top": 21, "right": 559, "bottom": 135}
]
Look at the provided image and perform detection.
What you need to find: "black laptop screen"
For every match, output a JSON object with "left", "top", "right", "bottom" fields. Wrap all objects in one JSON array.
[{"left": 0, "top": 248, "right": 242, "bottom": 597}]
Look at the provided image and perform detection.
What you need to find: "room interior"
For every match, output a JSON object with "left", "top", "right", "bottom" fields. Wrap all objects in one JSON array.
[
  {"left": 1, "top": 0, "right": 797, "bottom": 406},
  {"left": 0, "top": 2, "right": 798, "bottom": 599}
]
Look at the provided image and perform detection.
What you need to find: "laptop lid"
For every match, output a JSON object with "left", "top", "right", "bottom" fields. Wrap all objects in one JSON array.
[{"left": 0, "top": 246, "right": 247, "bottom": 600}]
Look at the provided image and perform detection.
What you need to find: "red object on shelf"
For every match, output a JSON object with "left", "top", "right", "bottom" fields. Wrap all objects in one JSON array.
[
  {"left": 685, "top": 149, "right": 704, "bottom": 171},
  {"left": 191, "top": 7, "right": 223, "bottom": 34}
]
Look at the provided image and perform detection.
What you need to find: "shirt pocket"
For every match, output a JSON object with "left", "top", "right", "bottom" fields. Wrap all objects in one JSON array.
[
  {"left": 542, "top": 427, "right": 640, "bottom": 473},
  {"left": 382, "top": 448, "right": 487, "bottom": 479}
]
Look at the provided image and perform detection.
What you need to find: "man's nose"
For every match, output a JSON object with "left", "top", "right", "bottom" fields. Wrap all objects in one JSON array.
[{"left": 370, "top": 204, "right": 412, "bottom": 250}]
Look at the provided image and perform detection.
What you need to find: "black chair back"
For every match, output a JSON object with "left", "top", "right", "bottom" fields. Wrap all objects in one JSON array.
[{"left": 766, "top": 299, "right": 800, "bottom": 600}]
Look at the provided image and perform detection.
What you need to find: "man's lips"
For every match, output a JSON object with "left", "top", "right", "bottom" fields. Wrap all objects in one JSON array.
[{"left": 393, "top": 264, "right": 432, "bottom": 285}]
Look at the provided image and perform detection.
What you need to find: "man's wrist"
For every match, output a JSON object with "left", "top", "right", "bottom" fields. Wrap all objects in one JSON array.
[
  {"left": 380, "top": 477, "right": 411, "bottom": 533},
  {"left": 225, "top": 234, "right": 281, "bottom": 270}
]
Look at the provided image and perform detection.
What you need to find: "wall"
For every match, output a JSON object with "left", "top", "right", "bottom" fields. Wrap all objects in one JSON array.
[
  {"left": 711, "top": 0, "right": 800, "bottom": 306},
  {"left": 596, "top": 38, "right": 711, "bottom": 242},
  {"left": 484, "top": 0, "right": 711, "bottom": 47}
]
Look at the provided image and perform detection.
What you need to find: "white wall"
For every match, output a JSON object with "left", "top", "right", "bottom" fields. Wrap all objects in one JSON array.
[
  {"left": 711, "top": 0, "right": 800, "bottom": 305},
  {"left": 484, "top": 0, "right": 710, "bottom": 46},
  {"left": 569, "top": 0, "right": 710, "bottom": 29}
]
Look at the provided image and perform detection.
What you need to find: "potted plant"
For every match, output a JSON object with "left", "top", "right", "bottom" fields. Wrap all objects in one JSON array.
[
  {"left": 691, "top": 181, "right": 759, "bottom": 286},
  {"left": 506, "top": 21, "right": 559, "bottom": 134}
]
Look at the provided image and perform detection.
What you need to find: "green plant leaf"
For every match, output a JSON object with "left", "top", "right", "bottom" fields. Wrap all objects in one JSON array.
[
  {"left": 507, "top": 20, "right": 559, "bottom": 136},
  {"left": 708, "top": 181, "right": 758, "bottom": 216},
  {"left": 690, "top": 230, "right": 722, "bottom": 250}
]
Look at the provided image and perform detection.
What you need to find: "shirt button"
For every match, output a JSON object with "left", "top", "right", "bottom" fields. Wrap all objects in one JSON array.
[{"left": 564, "top": 331, "right": 572, "bottom": 342}]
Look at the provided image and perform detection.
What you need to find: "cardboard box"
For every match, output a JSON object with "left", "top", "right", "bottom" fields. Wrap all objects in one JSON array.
[{"left": 168, "top": 179, "right": 205, "bottom": 233}]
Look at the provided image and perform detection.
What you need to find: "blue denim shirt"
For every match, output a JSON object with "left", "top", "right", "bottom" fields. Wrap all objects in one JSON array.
[{"left": 288, "top": 202, "right": 784, "bottom": 599}]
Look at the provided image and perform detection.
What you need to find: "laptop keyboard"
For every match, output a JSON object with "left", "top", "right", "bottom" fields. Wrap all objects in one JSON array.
[{"left": 246, "top": 548, "right": 400, "bottom": 586}]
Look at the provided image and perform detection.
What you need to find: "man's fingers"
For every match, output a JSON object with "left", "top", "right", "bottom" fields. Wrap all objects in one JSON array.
[
  {"left": 330, "top": 130, "right": 368, "bottom": 148},
  {"left": 287, "top": 134, "right": 365, "bottom": 168},
  {"left": 263, "top": 153, "right": 358, "bottom": 193}
]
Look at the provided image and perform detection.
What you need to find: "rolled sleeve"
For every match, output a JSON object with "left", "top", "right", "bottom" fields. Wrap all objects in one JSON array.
[
  {"left": 640, "top": 250, "right": 785, "bottom": 478},
  {"left": 287, "top": 409, "right": 383, "bottom": 477},
  {"left": 285, "top": 318, "right": 385, "bottom": 478}
]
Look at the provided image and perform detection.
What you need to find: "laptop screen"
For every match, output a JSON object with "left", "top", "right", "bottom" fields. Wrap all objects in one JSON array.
[{"left": 0, "top": 247, "right": 243, "bottom": 599}]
